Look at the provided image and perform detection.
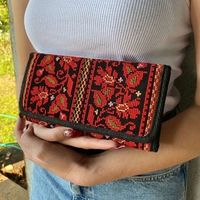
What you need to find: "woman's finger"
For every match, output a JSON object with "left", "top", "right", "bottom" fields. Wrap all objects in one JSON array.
[
  {"left": 14, "top": 117, "right": 26, "bottom": 141},
  {"left": 14, "top": 119, "right": 44, "bottom": 158},
  {"left": 32, "top": 123, "right": 82, "bottom": 141},
  {"left": 32, "top": 123, "right": 118, "bottom": 149},
  {"left": 60, "top": 136, "right": 118, "bottom": 149}
]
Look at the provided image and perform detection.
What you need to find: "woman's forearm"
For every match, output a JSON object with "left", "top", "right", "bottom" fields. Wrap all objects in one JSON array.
[{"left": 85, "top": 105, "right": 200, "bottom": 186}]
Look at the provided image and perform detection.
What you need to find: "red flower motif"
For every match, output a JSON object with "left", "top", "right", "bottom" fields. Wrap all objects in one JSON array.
[
  {"left": 59, "top": 56, "right": 81, "bottom": 70},
  {"left": 30, "top": 86, "right": 49, "bottom": 108},
  {"left": 93, "top": 75, "right": 103, "bottom": 86},
  {"left": 115, "top": 96, "right": 140, "bottom": 120},
  {"left": 95, "top": 64, "right": 118, "bottom": 87},
  {"left": 129, "top": 107, "right": 141, "bottom": 119},
  {"left": 63, "top": 56, "right": 73, "bottom": 63},
  {"left": 116, "top": 103, "right": 129, "bottom": 112},
  {"left": 38, "top": 92, "right": 48, "bottom": 99},
  {"left": 103, "top": 74, "right": 115, "bottom": 84},
  {"left": 129, "top": 98, "right": 140, "bottom": 108}
]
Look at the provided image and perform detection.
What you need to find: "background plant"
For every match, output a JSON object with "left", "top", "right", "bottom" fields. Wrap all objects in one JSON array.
[
  {"left": 0, "top": 0, "right": 9, "bottom": 32},
  {"left": 0, "top": 0, "right": 14, "bottom": 76},
  {"left": 0, "top": 0, "right": 18, "bottom": 146}
]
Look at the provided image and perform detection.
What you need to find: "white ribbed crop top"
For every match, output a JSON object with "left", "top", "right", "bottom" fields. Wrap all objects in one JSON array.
[{"left": 24, "top": 0, "right": 192, "bottom": 113}]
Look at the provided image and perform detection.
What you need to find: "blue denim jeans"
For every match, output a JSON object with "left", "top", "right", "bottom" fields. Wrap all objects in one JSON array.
[{"left": 30, "top": 163, "right": 187, "bottom": 200}]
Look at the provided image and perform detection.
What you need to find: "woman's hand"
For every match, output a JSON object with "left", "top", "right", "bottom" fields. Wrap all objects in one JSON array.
[{"left": 14, "top": 117, "right": 128, "bottom": 186}]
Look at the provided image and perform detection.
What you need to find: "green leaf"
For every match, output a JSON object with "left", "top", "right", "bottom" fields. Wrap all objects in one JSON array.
[
  {"left": 45, "top": 56, "right": 51, "bottom": 63},
  {"left": 126, "top": 66, "right": 133, "bottom": 74},
  {"left": 97, "top": 94, "right": 102, "bottom": 105},
  {"left": 47, "top": 77, "right": 55, "bottom": 84},
  {"left": 47, "top": 64, "right": 52, "bottom": 71},
  {"left": 53, "top": 105, "right": 59, "bottom": 112},
  {"left": 130, "top": 76, "right": 137, "bottom": 84},
  {"left": 60, "top": 96, "right": 65, "bottom": 106},
  {"left": 108, "top": 119, "right": 120, "bottom": 129},
  {"left": 103, "top": 89, "right": 110, "bottom": 96}
]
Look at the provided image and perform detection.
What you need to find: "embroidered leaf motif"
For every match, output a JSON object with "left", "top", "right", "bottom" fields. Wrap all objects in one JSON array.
[
  {"left": 56, "top": 94, "right": 67, "bottom": 109},
  {"left": 126, "top": 66, "right": 133, "bottom": 74},
  {"left": 52, "top": 105, "right": 59, "bottom": 112},
  {"left": 103, "top": 89, "right": 110, "bottom": 96},
  {"left": 47, "top": 64, "right": 52, "bottom": 71},
  {"left": 47, "top": 77, "right": 55, "bottom": 84},
  {"left": 127, "top": 72, "right": 145, "bottom": 88},
  {"left": 60, "top": 96, "right": 65, "bottom": 106},
  {"left": 94, "top": 91, "right": 107, "bottom": 107},
  {"left": 108, "top": 119, "right": 120, "bottom": 130},
  {"left": 44, "top": 56, "right": 51, "bottom": 63},
  {"left": 105, "top": 116, "right": 124, "bottom": 131},
  {"left": 49, "top": 101, "right": 60, "bottom": 115},
  {"left": 97, "top": 94, "right": 102, "bottom": 105},
  {"left": 130, "top": 75, "right": 138, "bottom": 84}
]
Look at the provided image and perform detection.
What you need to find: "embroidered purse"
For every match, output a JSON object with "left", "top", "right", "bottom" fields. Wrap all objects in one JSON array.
[{"left": 19, "top": 53, "right": 171, "bottom": 152}]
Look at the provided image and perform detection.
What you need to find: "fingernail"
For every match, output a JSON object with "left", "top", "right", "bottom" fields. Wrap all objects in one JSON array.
[
  {"left": 63, "top": 128, "right": 82, "bottom": 138},
  {"left": 110, "top": 145, "right": 126, "bottom": 150},
  {"left": 23, "top": 124, "right": 29, "bottom": 133}
]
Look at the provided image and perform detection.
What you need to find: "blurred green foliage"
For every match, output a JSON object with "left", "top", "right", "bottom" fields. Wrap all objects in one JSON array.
[
  {"left": 0, "top": 0, "right": 17, "bottom": 146},
  {"left": 0, "top": 0, "right": 14, "bottom": 76},
  {"left": 0, "top": 0, "right": 9, "bottom": 32}
]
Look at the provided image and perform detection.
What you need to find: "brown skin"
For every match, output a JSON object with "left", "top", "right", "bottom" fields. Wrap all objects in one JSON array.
[{"left": 13, "top": 0, "right": 200, "bottom": 187}]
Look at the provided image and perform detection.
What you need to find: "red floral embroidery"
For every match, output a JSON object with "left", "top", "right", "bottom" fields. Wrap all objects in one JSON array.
[
  {"left": 30, "top": 86, "right": 49, "bottom": 111},
  {"left": 21, "top": 53, "right": 168, "bottom": 151}
]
